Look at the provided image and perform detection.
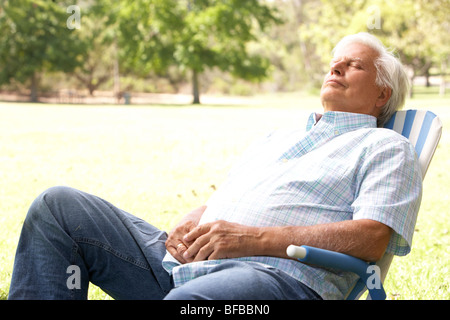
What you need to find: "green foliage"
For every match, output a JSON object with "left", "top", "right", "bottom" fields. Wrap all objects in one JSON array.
[
  {"left": 0, "top": 0, "right": 85, "bottom": 89},
  {"left": 62, "top": 0, "right": 280, "bottom": 102},
  {"left": 171, "top": 0, "right": 280, "bottom": 77},
  {"left": 112, "top": 0, "right": 181, "bottom": 75},
  {"left": 97, "top": 0, "right": 281, "bottom": 79},
  {"left": 0, "top": 0, "right": 448, "bottom": 101}
]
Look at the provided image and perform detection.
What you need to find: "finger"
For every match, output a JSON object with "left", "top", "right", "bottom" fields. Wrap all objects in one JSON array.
[
  {"left": 166, "top": 245, "right": 187, "bottom": 264},
  {"left": 184, "top": 223, "right": 211, "bottom": 243},
  {"left": 176, "top": 242, "right": 188, "bottom": 256},
  {"left": 166, "top": 239, "right": 189, "bottom": 264},
  {"left": 193, "top": 244, "right": 214, "bottom": 262},
  {"left": 183, "top": 234, "right": 210, "bottom": 261}
]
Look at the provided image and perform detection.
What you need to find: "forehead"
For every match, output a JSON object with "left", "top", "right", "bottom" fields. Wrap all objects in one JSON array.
[{"left": 332, "top": 42, "right": 378, "bottom": 64}]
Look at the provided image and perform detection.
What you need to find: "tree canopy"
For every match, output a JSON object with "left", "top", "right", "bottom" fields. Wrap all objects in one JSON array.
[
  {"left": 0, "top": 0, "right": 448, "bottom": 102},
  {"left": 107, "top": 0, "right": 281, "bottom": 103},
  {"left": 0, "top": 0, "right": 86, "bottom": 101}
]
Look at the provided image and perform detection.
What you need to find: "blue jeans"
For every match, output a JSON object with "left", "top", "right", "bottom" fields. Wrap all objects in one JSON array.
[{"left": 8, "top": 186, "right": 321, "bottom": 300}]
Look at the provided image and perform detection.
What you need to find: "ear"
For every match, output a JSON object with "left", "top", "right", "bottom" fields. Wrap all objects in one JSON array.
[{"left": 375, "top": 87, "right": 392, "bottom": 108}]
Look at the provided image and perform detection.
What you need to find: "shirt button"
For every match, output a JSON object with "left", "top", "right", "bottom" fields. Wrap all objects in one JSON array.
[
  {"left": 282, "top": 158, "right": 288, "bottom": 163},
  {"left": 334, "top": 130, "right": 339, "bottom": 135}
]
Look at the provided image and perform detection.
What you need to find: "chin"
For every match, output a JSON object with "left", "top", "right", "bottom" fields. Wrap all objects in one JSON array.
[{"left": 320, "top": 95, "right": 343, "bottom": 110}]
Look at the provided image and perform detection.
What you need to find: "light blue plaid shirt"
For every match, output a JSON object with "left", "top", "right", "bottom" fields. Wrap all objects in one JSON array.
[{"left": 162, "top": 111, "right": 422, "bottom": 299}]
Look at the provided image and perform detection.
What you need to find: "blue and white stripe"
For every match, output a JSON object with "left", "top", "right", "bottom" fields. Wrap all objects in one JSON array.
[{"left": 384, "top": 110, "right": 442, "bottom": 178}]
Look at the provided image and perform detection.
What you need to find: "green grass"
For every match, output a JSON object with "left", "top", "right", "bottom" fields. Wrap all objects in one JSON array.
[{"left": 0, "top": 90, "right": 448, "bottom": 300}]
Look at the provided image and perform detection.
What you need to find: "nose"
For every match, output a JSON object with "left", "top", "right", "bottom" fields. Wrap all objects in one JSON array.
[{"left": 330, "top": 61, "right": 345, "bottom": 76}]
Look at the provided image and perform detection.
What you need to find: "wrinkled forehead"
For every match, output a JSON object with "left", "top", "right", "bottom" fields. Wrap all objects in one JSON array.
[
  {"left": 332, "top": 42, "right": 379, "bottom": 65},
  {"left": 330, "top": 56, "right": 363, "bottom": 64}
]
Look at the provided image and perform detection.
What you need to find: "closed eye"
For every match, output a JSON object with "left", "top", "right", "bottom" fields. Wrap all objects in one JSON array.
[
  {"left": 350, "top": 62, "right": 363, "bottom": 69},
  {"left": 330, "top": 57, "right": 365, "bottom": 70}
]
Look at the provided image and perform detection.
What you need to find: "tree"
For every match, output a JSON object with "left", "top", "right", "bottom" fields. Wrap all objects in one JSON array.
[
  {"left": 70, "top": 7, "right": 115, "bottom": 96},
  {"left": 172, "top": 0, "right": 281, "bottom": 104},
  {"left": 107, "top": 0, "right": 281, "bottom": 104},
  {"left": 89, "top": 0, "right": 180, "bottom": 101},
  {"left": 414, "top": 0, "right": 450, "bottom": 96},
  {"left": 0, "top": 0, "right": 86, "bottom": 102}
]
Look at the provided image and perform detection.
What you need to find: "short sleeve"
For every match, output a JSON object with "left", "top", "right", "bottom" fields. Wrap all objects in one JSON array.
[{"left": 352, "top": 135, "right": 422, "bottom": 256}]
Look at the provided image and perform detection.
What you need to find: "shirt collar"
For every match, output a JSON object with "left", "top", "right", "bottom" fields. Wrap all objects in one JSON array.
[{"left": 306, "top": 111, "right": 377, "bottom": 135}]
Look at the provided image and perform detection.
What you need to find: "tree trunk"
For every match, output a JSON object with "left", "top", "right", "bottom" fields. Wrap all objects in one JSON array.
[
  {"left": 409, "top": 72, "right": 415, "bottom": 99},
  {"left": 440, "top": 59, "right": 447, "bottom": 96},
  {"left": 425, "top": 68, "right": 431, "bottom": 87},
  {"left": 192, "top": 69, "right": 200, "bottom": 104},
  {"left": 113, "top": 39, "right": 121, "bottom": 104},
  {"left": 30, "top": 72, "right": 39, "bottom": 102}
]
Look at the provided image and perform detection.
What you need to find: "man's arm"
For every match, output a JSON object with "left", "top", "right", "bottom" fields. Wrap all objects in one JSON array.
[
  {"left": 182, "top": 218, "right": 392, "bottom": 263},
  {"left": 260, "top": 219, "right": 392, "bottom": 262},
  {"left": 165, "top": 205, "right": 207, "bottom": 264}
]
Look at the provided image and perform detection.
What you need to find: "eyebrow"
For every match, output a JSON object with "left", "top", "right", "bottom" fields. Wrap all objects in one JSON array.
[{"left": 331, "top": 56, "right": 364, "bottom": 65}]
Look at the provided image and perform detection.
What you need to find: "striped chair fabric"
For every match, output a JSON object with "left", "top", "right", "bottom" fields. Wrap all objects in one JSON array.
[{"left": 384, "top": 109, "right": 443, "bottom": 178}]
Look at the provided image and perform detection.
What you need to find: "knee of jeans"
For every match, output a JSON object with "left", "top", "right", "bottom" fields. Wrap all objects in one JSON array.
[
  {"left": 26, "top": 186, "right": 76, "bottom": 225},
  {"left": 42, "top": 186, "right": 77, "bottom": 200}
]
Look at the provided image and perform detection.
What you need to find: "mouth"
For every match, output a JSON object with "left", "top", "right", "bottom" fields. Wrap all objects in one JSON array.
[{"left": 325, "top": 78, "right": 347, "bottom": 88}]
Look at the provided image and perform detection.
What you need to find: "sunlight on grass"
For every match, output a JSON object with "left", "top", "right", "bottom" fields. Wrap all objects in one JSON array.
[{"left": 0, "top": 90, "right": 448, "bottom": 300}]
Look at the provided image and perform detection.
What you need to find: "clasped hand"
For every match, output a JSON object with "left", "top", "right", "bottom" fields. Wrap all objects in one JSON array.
[{"left": 165, "top": 220, "right": 259, "bottom": 264}]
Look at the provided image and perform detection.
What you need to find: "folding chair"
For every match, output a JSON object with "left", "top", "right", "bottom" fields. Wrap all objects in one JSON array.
[{"left": 287, "top": 109, "right": 443, "bottom": 300}]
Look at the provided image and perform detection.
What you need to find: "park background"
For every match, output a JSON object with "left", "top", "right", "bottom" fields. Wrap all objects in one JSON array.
[{"left": 0, "top": 0, "right": 449, "bottom": 300}]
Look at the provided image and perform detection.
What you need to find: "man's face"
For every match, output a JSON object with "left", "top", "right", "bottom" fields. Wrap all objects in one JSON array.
[{"left": 320, "top": 42, "right": 390, "bottom": 117}]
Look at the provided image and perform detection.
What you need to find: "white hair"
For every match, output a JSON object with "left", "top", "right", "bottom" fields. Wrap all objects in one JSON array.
[{"left": 332, "top": 32, "right": 410, "bottom": 127}]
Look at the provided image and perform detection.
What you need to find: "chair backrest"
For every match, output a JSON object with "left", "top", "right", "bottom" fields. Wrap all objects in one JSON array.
[
  {"left": 384, "top": 109, "right": 443, "bottom": 178},
  {"left": 350, "top": 109, "right": 442, "bottom": 300}
]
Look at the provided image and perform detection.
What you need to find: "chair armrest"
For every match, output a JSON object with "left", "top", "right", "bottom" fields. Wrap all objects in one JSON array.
[{"left": 287, "top": 245, "right": 386, "bottom": 300}]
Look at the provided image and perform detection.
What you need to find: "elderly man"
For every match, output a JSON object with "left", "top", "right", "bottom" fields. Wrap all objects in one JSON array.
[{"left": 9, "top": 33, "right": 421, "bottom": 300}]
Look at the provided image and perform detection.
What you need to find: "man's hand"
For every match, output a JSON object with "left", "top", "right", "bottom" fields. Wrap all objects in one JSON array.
[
  {"left": 181, "top": 220, "right": 262, "bottom": 262},
  {"left": 165, "top": 205, "right": 207, "bottom": 264},
  {"left": 165, "top": 220, "right": 197, "bottom": 264}
]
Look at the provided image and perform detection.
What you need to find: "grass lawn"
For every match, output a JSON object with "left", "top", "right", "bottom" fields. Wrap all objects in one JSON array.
[{"left": 0, "top": 90, "right": 448, "bottom": 300}]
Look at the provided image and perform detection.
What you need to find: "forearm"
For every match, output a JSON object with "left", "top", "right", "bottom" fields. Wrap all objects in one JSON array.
[
  {"left": 180, "top": 217, "right": 392, "bottom": 263},
  {"left": 257, "top": 219, "right": 392, "bottom": 262}
]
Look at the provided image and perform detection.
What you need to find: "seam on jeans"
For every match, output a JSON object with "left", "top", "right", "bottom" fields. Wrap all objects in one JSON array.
[
  {"left": 89, "top": 200, "right": 172, "bottom": 295},
  {"left": 100, "top": 199, "right": 171, "bottom": 293},
  {"left": 69, "top": 243, "right": 80, "bottom": 299},
  {"left": 74, "top": 237, "right": 150, "bottom": 271},
  {"left": 40, "top": 191, "right": 149, "bottom": 271},
  {"left": 40, "top": 194, "right": 85, "bottom": 299}
]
